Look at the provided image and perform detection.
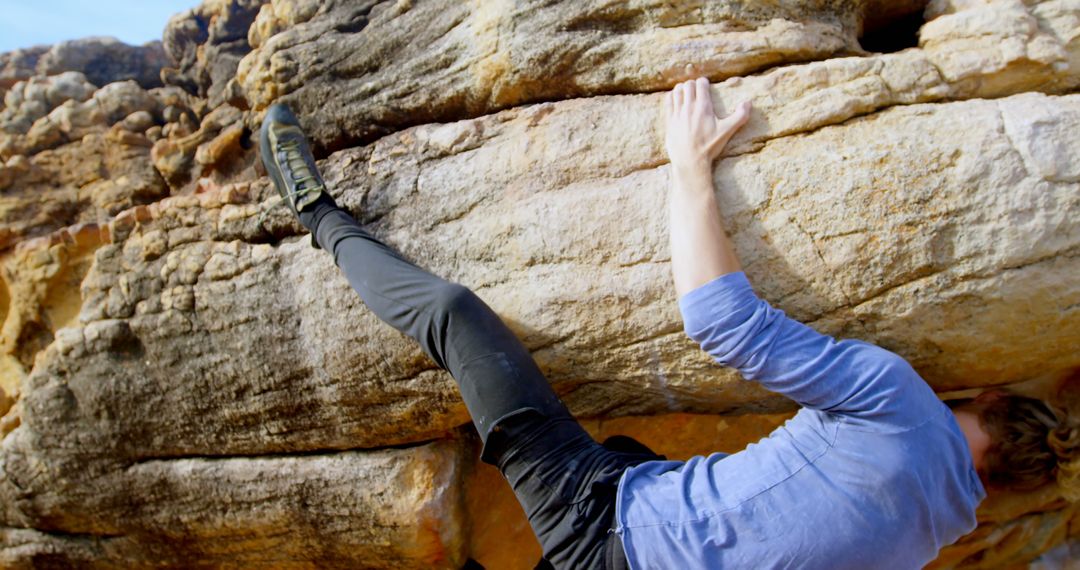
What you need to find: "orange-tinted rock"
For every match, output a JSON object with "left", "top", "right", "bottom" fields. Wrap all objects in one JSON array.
[
  {"left": 0, "top": 223, "right": 107, "bottom": 368},
  {"left": 0, "top": 439, "right": 469, "bottom": 568},
  {"left": 1, "top": 0, "right": 1078, "bottom": 567},
  {"left": 465, "top": 411, "right": 793, "bottom": 569}
]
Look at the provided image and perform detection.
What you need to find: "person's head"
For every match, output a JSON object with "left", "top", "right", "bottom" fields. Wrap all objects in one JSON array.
[{"left": 954, "top": 390, "right": 1078, "bottom": 499}]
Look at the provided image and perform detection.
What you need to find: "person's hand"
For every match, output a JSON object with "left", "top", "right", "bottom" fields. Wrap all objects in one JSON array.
[{"left": 664, "top": 77, "right": 751, "bottom": 172}]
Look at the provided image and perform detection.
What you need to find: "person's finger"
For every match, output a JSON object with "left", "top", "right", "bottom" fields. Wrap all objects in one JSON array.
[
  {"left": 709, "top": 100, "right": 752, "bottom": 153},
  {"left": 720, "top": 100, "right": 752, "bottom": 130},
  {"left": 673, "top": 82, "right": 684, "bottom": 110},
  {"left": 683, "top": 81, "right": 696, "bottom": 116},
  {"left": 694, "top": 77, "right": 713, "bottom": 115}
]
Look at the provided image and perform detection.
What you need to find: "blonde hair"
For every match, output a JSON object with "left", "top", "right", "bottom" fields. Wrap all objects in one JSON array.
[{"left": 981, "top": 394, "right": 1079, "bottom": 500}]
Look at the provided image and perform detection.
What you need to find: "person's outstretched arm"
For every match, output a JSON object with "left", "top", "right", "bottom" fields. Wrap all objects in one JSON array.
[
  {"left": 664, "top": 78, "right": 936, "bottom": 426},
  {"left": 665, "top": 77, "right": 750, "bottom": 296}
]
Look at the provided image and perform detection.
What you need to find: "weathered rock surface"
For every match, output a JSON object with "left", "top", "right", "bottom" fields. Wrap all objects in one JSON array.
[
  {"left": 0, "top": 72, "right": 97, "bottom": 136},
  {"left": 162, "top": 0, "right": 269, "bottom": 106},
  {"left": 150, "top": 102, "right": 256, "bottom": 192},
  {"left": 0, "top": 122, "right": 166, "bottom": 250},
  {"left": 0, "top": 38, "right": 167, "bottom": 91},
  {"left": 0, "top": 0, "right": 1078, "bottom": 567},
  {"left": 0, "top": 223, "right": 107, "bottom": 411},
  {"left": 238, "top": 0, "right": 1080, "bottom": 152},
  {"left": 0, "top": 439, "right": 467, "bottom": 569},
  {"left": 239, "top": 0, "right": 864, "bottom": 151},
  {"left": 0, "top": 47, "right": 49, "bottom": 91},
  {"left": 18, "top": 92, "right": 1073, "bottom": 463},
  {"left": 0, "top": 71, "right": 184, "bottom": 251}
]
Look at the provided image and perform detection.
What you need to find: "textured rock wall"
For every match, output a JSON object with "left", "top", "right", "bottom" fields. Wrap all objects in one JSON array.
[
  {"left": 0, "top": 38, "right": 167, "bottom": 95},
  {"left": 0, "top": 0, "right": 1078, "bottom": 568}
]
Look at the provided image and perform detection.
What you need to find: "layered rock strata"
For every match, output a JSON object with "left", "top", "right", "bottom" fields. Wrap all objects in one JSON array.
[
  {"left": 0, "top": 0, "right": 1077, "bottom": 567},
  {"left": 237, "top": 0, "right": 1080, "bottom": 152},
  {"left": 2, "top": 441, "right": 467, "bottom": 568}
]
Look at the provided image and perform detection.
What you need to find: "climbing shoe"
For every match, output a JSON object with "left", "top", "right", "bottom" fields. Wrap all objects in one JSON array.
[{"left": 259, "top": 103, "right": 326, "bottom": 218}]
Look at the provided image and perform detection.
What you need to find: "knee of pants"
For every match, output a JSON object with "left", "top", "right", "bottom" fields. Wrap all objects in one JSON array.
[{"left": 430, "top": 282, "right": 487, "bottom": 323}]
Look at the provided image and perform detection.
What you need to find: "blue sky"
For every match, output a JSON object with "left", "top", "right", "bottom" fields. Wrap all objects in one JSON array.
[{"left": 0, "top": 0, "right": 203, "bottom": 52}]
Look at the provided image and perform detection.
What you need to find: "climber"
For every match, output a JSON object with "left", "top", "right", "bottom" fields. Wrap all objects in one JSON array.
[{"left": 258, "top": 77, "right": 1076, "bottom": 569}]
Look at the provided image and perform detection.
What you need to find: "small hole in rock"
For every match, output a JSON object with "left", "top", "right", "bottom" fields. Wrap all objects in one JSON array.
[{"left": 859, "top": 9, "right": 925, "bottom": 54}]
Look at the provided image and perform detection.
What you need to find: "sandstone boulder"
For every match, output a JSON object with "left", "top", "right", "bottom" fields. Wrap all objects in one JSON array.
[
  {"left": 1, "top": 76, "right": 169, "bottom": 160},
  {"left": 92, "top": 80, "right": 161, "bottom": 125},
  {"left": 0, "top": 223, "right": 107, "bottom": 403},
  {"left": 36, "top": 38, "right": 167, "bottom": 90},
  {"left": 0, "top": 47, "right": 49, "bottom": 91},
  {"left": 0, "top": 0, "right": 1077, "bottom": 567},
  {"left": 0, "top": 38, "right": 167, "bottom": 92},
  {"left": 151, "top": 103, "right": 256, "bottom": 191},
  {"left": 0, "top": 73, "right": 174, "bottom": 249},
  {"left": 11, "top": 92, "right": 1073, "bottom": 466},
  {"left": 0, "top": 72, "right": 97, "bottom": 136},
  {"left": 162, "top": 0, "right": 269, "bottom": 106},
  {"left": 238, "top": 0, "right": 865, "bottom": 152},
  {"left": 237, "top": 0, "right": 1079, "bottom": 153},
  {"left": 0, "top": 438, "right": 467, "bottom": 569},
  {"left": 0, "top": 126, "right": 167, "bottom": 250}
]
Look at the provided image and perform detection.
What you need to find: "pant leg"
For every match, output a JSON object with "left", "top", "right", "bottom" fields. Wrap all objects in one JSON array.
[
  {"left": 301, "top": 200, "right": 643, "bottom": 569},
  {"left": 301, "top": 200, "right": 571, "bottom": 462},
  {"left": 496, "top": 414, "right": 655, "bottom": 569}
]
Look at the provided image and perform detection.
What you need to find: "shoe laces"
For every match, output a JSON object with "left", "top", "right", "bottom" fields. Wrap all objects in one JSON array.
[
  {"left": 279, "top": 139, "right": 325, "bottom": 198},
  {"left": 257, "top": 137, "right": 326, "bottom": 228}
]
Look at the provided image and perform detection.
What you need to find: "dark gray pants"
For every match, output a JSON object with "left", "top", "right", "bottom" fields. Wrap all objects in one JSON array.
[{"left": 302, "top": 201, "right": 651, "bottom": 569}]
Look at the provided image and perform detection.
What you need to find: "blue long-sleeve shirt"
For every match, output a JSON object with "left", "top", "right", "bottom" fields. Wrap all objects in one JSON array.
[{"left": 615, "top": 272, "right": 985, "bottom": 569}]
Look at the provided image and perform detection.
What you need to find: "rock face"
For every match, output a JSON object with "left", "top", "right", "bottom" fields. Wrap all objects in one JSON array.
[
  {"left": 0, "top": 74, "right": 168, "bottom": 250},
  {"left": 2, "top": 440, "right": 467, "bottom": 568},
  {"left": 239, "top": 0, "right": 866, "bottom": 151},
  {"left": 162, "top": 0, "right": 268, "bottom": 106},
  {"left": 0, "top": 0, "right": 1078, "bottom": 568},
  {"left": 0, "top": 38, "right": 168, "bottom": 91},
  {"left": 237, "top": 0, "right": 1079, "bottom": 152}
]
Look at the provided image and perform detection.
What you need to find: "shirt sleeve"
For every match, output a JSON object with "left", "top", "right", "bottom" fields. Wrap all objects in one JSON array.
[{"left": 679, "top": 272, "right": 937, "bottom": 427}]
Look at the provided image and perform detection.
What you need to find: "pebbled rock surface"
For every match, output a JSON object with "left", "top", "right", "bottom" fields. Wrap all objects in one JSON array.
[
  {"left": 0, "top": 38, "right": 167, "bottom": 91},
  {"left": 0, "top": 0, "right": 1078, "bottom": 567},
  {"left": 0, "top": 106, "right": 167, "bottom": 250}
]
